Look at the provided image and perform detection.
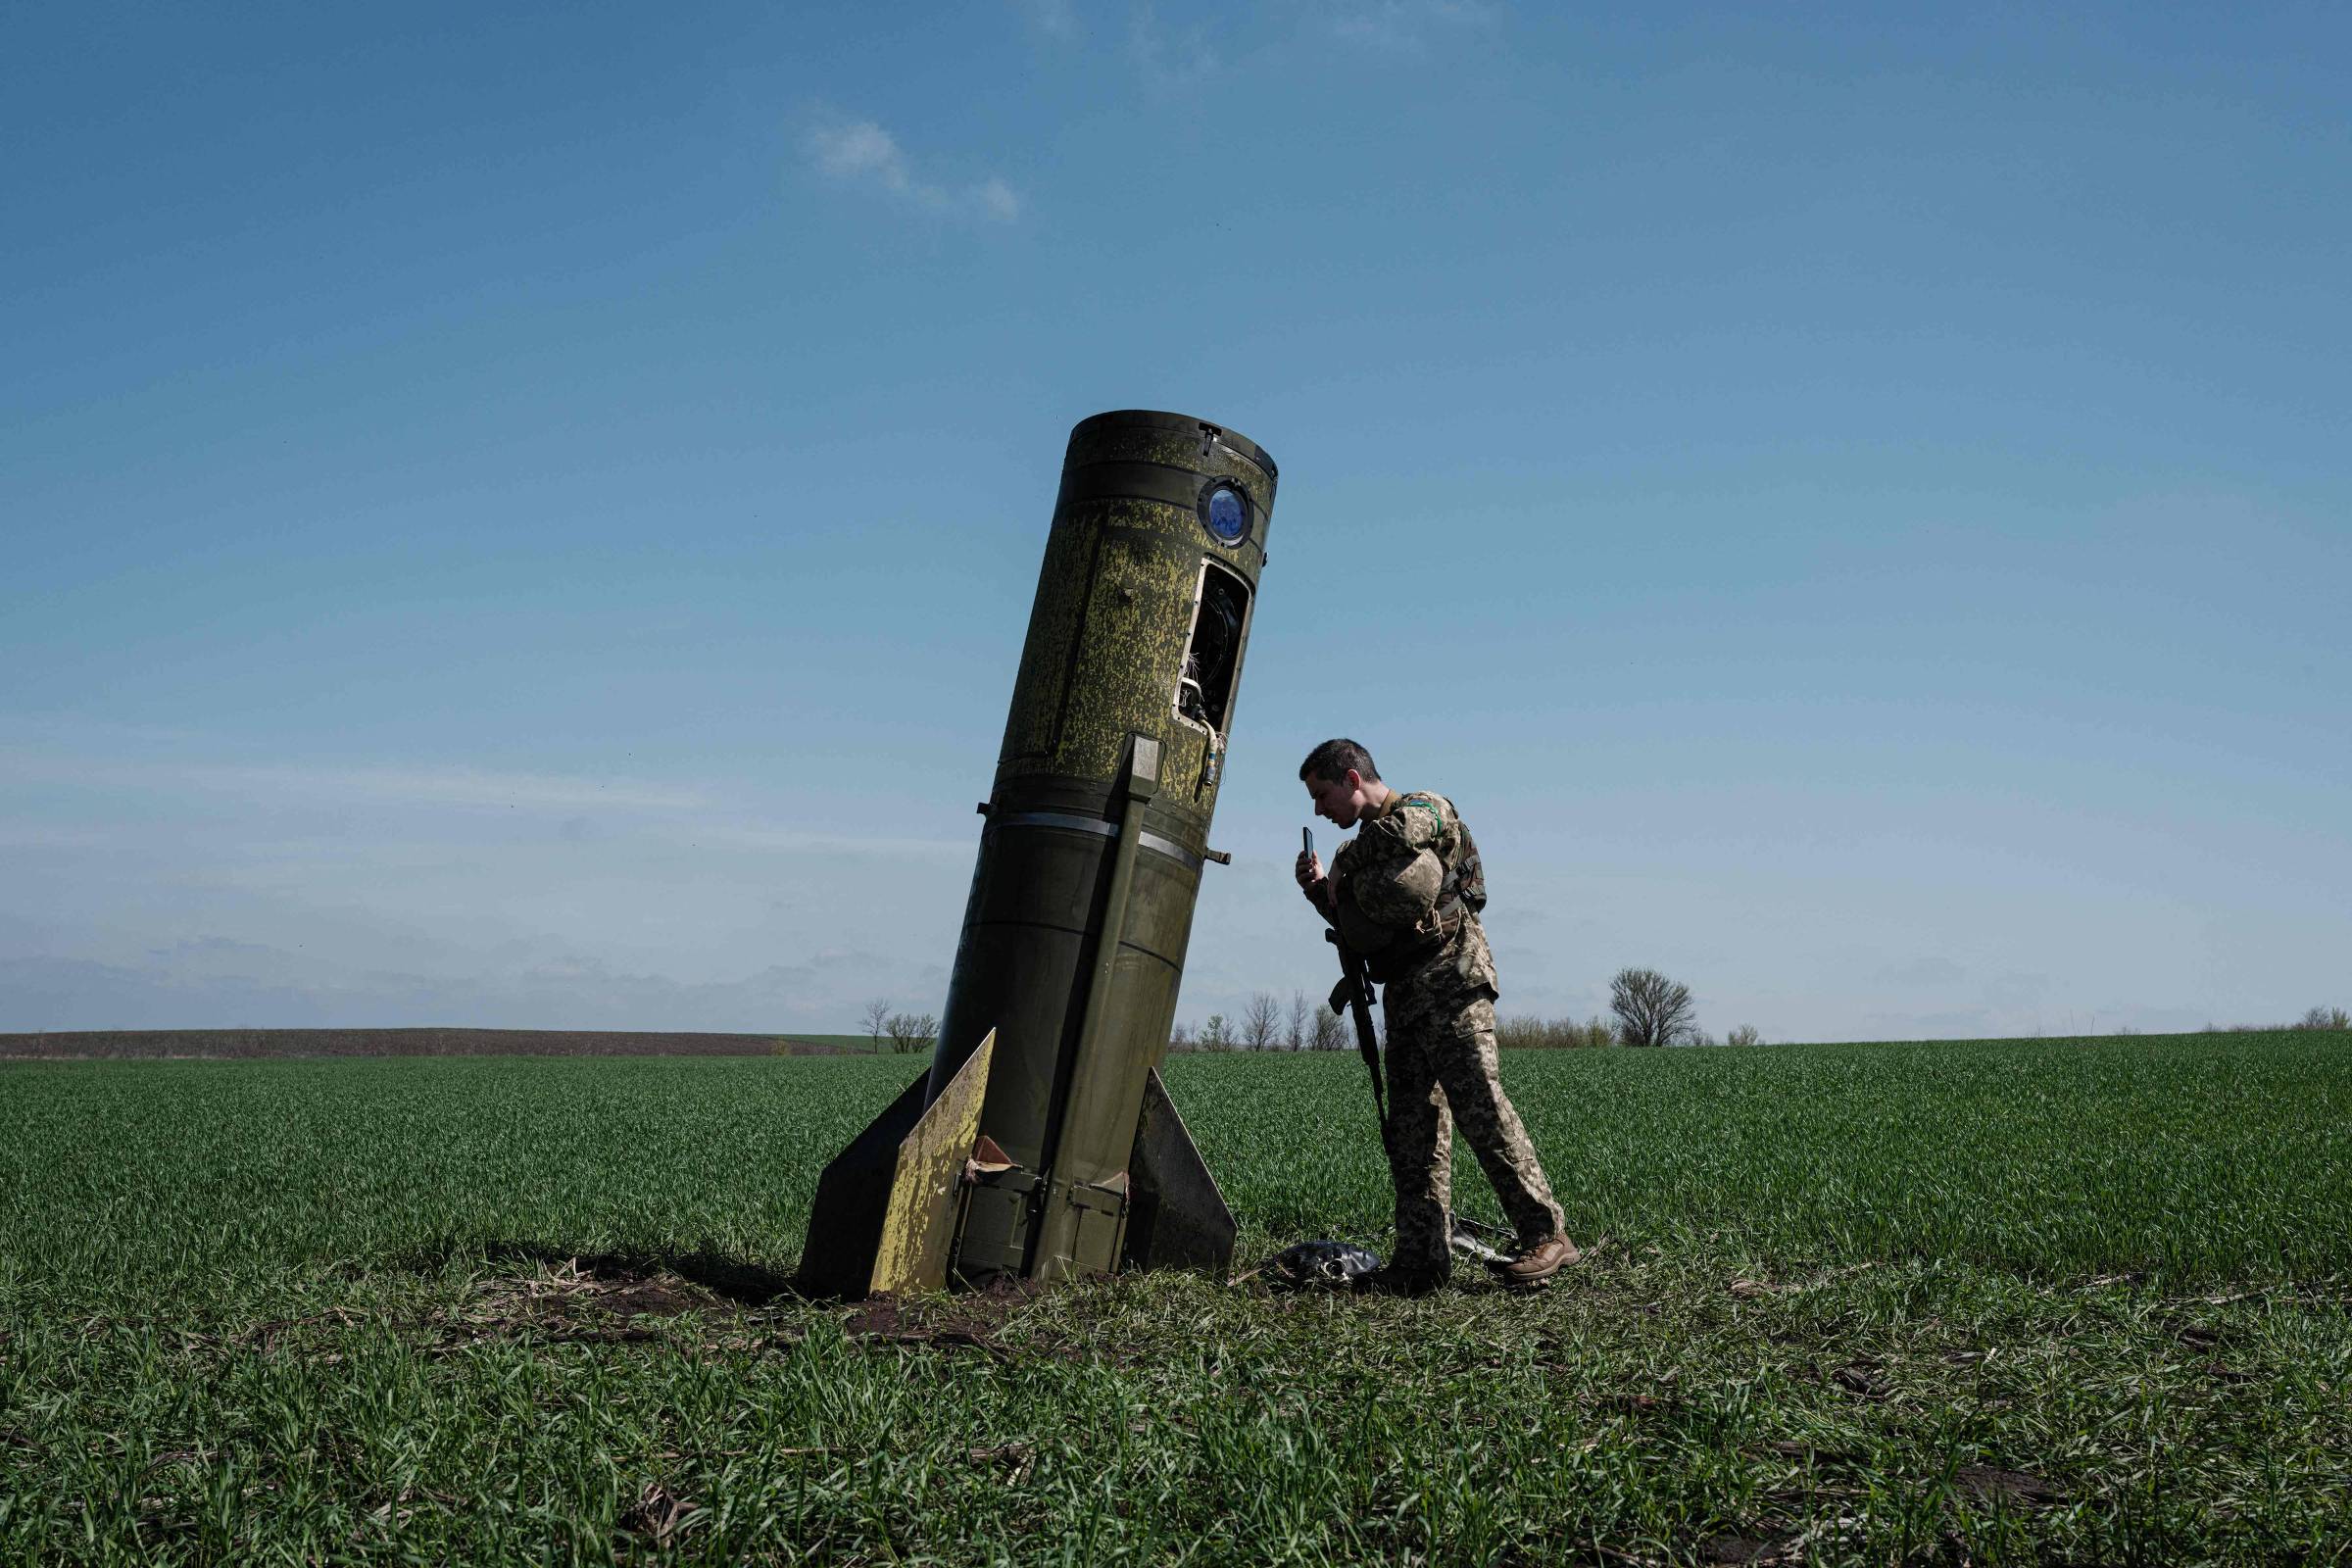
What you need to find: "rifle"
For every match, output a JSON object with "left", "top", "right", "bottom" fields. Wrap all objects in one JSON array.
[
  {"left": 1308, "top": 826, "right": 1386, "bottom": 1129},
  {"left": 1327, "top": 931, "right": 1386, "bottom": 1130}
]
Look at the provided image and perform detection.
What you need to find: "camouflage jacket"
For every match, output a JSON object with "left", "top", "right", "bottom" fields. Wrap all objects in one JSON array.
[{"left": 1322, "top": 790, "right": 1497, "bottom": 997}]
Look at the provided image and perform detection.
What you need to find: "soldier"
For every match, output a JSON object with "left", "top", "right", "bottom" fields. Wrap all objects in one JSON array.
[{"left": 1294, "top": 738, "right": 1577, "bottom": 1295}]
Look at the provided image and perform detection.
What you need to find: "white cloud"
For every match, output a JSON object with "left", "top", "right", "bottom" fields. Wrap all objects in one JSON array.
[
  {"left": 807, "top": 120, "right": 911, "bottom": 189},
  {"left": 975, "top": 177, "right": 1022, "bottom": 222},
  {"left": 1013, "top": 0, "right": 1078, "bottom": 40},
  {"left": 803, "top": 117, "right": 1022, "bottom": 223}
]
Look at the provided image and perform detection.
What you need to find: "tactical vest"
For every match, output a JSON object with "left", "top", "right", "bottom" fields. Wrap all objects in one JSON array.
[
  {"left": 1389, "top": 791, "right": 1483, "bottom": 931},
  {"left": 1355, "top": 792, "right": 1487, "bottom": 981}
]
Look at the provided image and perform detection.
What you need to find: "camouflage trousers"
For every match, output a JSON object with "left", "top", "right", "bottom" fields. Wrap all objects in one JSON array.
[{"left": 1382, "top": 977, "right": 1566, "bottom": 1273}]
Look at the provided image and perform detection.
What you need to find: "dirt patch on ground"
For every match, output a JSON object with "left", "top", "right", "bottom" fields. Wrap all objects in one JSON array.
[
  {"left": 620, "top": 1481, "right": 697, "bottom": 1547},
  {"left": 840, "top": 1275, "right": 1056, "bottom": 1360},
  {"left": 405, "top": 1241, "right": 799, "bottom": 1307},
  {"left": 351, "top": 1252, "right": 1110, "bottom": 1366},
  {"left": 1693, "top": 1524, "right": 1802, "bottom": 1564},
  {"left": 416, "top": 1258, "right": 1080, "bottom": 1363},
  {"left": 475, "top": 1255, "right": 727, "bottom": 1317},
  {"left": 437, "top": 1256, "right": 757, "bottom": 1349},
  {"left": 1953, "top": 1465, "right": 2066, "bottom": 1509}
]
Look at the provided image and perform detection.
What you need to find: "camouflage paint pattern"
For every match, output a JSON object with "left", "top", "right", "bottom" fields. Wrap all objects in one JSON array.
[
  {"left": 996, "top": 419, "right": 1272, "bottom": 824},
  {"left": 931, "top": 411, "right": 1275, "bottom": 1282}
]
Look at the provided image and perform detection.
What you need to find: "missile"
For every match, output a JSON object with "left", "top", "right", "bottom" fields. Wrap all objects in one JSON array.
[{"left": 796, "top": 410, "right": 1276, "bottom": 1295}]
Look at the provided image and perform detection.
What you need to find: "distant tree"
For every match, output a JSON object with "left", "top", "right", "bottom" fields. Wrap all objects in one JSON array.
[
  {"left": 1497, "top": 1015, "right": 1619, "bottom": 1049},
  {"left": 1286, "top": 990, "right": 1311, "bottom": 1051},
  {"left": 1310, "top": 1004, "right": 1347, "bottom": 1052},
  {"left": 2297, "top": 1005, "right": 2351, "bottom": 1031},
  {"left": 1725, "top": 1023, "right": 1763, "bottom": 1048},
  {"left": 1242, "top": 991, "right": 1283, "bottom": 1051},
  {"left": 1611, "top": 967, "right": 1695, "bottom": 1048},
  {"left": 1167, "top": 1020, "right": 1192, "bottom": 1053},
  {"left": 1199, "top": 1013, "right": 1233, "bottom": 1052},
  {"left": 884, "top": 1011, "right": 937, "bottom": 1054},
  {"left": 862, "top": 998, "right": 892, "bottom": 1054}
]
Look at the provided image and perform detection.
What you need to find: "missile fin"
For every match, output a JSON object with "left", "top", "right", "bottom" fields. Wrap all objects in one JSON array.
[
  {"left": 796, "top": 1030, "right": 998, "bottom": 1298},
  {"left": 1119, "top": 1067, "right": 1236, "bottom": 1275}
]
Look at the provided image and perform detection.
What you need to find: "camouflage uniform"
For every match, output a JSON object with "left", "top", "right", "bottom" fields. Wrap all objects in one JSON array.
[{"left": 1322, "top": 791, "right": 1565, "bottom": 1274}]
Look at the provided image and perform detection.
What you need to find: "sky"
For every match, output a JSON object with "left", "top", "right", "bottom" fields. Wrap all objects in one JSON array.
[{"left": 4, "top": 1, "right": 2346, "bottom": 1042}]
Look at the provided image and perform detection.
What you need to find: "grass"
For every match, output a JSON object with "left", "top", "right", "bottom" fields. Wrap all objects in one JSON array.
[{"left": 3, "top": 1033, "right": 2350, "bottom": 1563}]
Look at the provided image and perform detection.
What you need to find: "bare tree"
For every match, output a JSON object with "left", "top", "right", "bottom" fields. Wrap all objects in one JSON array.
[
  {"left": 885, "top": 1011, "right": 938, "bottom": 1054},
  {"left": 1167, "top": 1020, "right": 1192, "bottom": 1053},
  {"left": 2297, "top": 1005, "right": 2350, "bottom": 1031},
  {"left": 1242, "top": 990, "right": 1283, "bottom": 1051},
  {"left": 1199, "top": 1013, "right": 1233, "bottom": 1052},
  {"left": 862, "top": 998, "right": 892, "bottom": 1054},
  {"left": 1496, "top": 1014, "right": 1620, "bottom": 1050},
  {"left": 1286, "top": 990, "right": 1311, "bottom": 1051},
  {"left": 1611, "top": 967, "right": 1695, "bottom": 1047},
  {"left": 1310, "top": 1004, "right": 1347, "bottom": 1052},
  {"left": 1725, "top": 1023, "right": 1763, "bottom": 1048}
]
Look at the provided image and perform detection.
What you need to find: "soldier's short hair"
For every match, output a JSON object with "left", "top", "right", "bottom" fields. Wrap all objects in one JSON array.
[{"left": 1299, "top": 738, "right": 1379, "bottom": 785}]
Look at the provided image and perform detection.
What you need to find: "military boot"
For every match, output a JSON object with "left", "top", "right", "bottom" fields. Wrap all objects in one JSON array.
[
  {"left": 1489, "top": 1235, "right": 1579, "bottom": 1289},
  {"left": 1353, "top": 1264, "right": 1447, "bottom": 1298}
]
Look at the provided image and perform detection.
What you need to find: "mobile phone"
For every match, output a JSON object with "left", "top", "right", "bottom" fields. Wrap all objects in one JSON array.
[{"left": 1302, "top": 826, "right": 1315, "bottom": 860}]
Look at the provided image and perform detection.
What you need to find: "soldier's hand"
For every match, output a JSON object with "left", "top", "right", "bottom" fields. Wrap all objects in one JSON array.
[{"left": 1295, "top": 850, "right": 1324, "bottom": 890}]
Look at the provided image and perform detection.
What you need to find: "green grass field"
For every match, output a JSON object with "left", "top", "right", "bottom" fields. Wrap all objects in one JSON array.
[{"left": 4, "top": 1034, "right": 2350, "bottom": 1564}]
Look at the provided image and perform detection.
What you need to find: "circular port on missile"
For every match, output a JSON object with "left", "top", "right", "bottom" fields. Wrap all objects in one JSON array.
[{"left": 1202, "top": 483, "right": 1249, "bottom": 544}]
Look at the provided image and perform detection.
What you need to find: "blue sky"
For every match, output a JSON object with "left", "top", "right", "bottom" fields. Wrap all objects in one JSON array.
[{"left": 4, "top": 1, "right": 2345, "bottom": 1040}]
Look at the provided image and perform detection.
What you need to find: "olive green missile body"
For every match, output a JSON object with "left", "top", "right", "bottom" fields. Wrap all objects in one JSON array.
[{"left": 798, "top": 411, "right": 1275, "bottom": 1295}]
